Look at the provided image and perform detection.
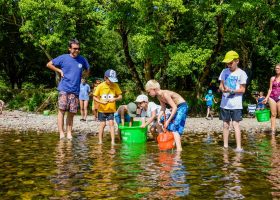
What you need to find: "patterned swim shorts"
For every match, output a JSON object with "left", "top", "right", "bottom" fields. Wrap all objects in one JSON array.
[
  {"left": 58, "top": 91, "right": 79, "bottom": 113},
  {"left": 166, "top": 102, "right": 188, "bottom": 135}
]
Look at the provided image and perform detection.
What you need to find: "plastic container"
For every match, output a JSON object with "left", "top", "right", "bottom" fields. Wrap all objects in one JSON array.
[
  {"left": 157, "top": 130, "right": 175, "bottom": 150},
  {"left": 255, "top": 109, "right": 270, "bottom": 122},
  {"left": 43, "top": 110, "right": 50, "bottom": 116},
  {"left": 119, "top": 121, "right": 147, "bottom": 144}
]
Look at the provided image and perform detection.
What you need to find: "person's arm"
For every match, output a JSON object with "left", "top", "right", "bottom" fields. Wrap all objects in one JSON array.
[
  {"left": 82, "top": 58, "right": 90, "bottom": 78},
  {"left": 229, "top": 84, "right": 246, "bottom": 94},
  {"left": 263, "top": 77, "right": 274, "bottom": 104},
  {"left": 129, "top": 117, "right": 133, "bottom": 127},
  {"left": 87, "top": 84, "right": 91, "bottom": 95},
  {"left": 213, "top": 97, "right": 217, "bottom": 104},
  {"left": 138, "top": 108, "right": 147, "bottom": 127},
  {"left": 120, "top": 107, "right": 125, "bottom": 126},
  {"left": 46, "top": 60, "right": 64, "bottom": 77},
  {"left": 108, "top": 84, "right": 123, "bottom": 103},
  {"left": 83, "top": 69, "right": 90, "bottom": 78},
  {"left": 157, "top": 101, "right": 166, "bottom": 124},
  {"left": 141, "top": 117, "right": 146, "bottom": 128},
  {"left": 163, "top": 93, "right": 177, "bottom": 128},
  {"left": 218, "top": 69, "right": 227, "bottom": 93},
  {"left": 93, "top": 96, "right": 108, "bottom": 104},
  {"left": 203, "top": 97, "right": 207, "bottom": 101},
  {"left": 141, "top": 110, "right": 156, "bottom": 128},
  {"left": 116, "top": 94, "right": 123, "bottom": 101},
  {"left": 108, "top": 94, "right": 122, "bottom": 103},
  {"left": 219, "top": 80, "right": 226, "bottom": 92},
  {"left": 255, "top": 96, "right": 259, "bottom": 103},
  {"left": 93, "top": 84, "right": 108, "bottom": 105},
  {"left": 89, "top": 91, "right": 93, "bottom": 97}
]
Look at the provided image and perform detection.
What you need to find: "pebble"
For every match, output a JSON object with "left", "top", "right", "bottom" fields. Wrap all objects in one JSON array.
[{"left": 0, "top": 110, "right": 275, "bottom": 138}]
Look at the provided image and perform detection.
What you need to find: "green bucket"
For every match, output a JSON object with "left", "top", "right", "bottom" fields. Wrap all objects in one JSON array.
[
  {"left": 43, "top": 110, "right": 50, "bottom": 116},
  {"left": 119, "top": 121, "right": 147, "bottom": 144},
  {"left": 255, "top": 109, "right": 270, "bottom": 122}
]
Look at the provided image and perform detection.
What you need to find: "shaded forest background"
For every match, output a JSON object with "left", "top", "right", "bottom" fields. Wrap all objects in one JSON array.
[{"left": 0, "top": 0, "right": 280, "bottom": 114}]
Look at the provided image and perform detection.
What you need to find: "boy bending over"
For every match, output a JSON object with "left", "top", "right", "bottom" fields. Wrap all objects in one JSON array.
[
  {"left": 145, "top": 80, "right": 188, "bottom": 151},
  {"left": 114, "top": 102, "right": 137, "bottom": 140},
  {"left": 135, "top": 94, "right": 170, "bottom": 140}
]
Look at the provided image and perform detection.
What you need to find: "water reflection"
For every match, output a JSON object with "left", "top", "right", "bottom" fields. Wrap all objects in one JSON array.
[
  {"left": 52, "top": 139, "right": 73, "bottom": 197},
  {"left": 217, "top": 150, "right": 245, "bottom": 199},
  {"left": 268, "top": 135, "right": 280, "bottom": 198},
  {"left": 81, "top": 142, "right": 118, "bottom": 199},
  {"left": 52, "top": 133, "right": 94, "bottom": 199},
  {"left": 0, "top": 131, "right": 279, "bottom": 199},
  {"left": 117, "top": 143, "right": 148, "bottom": 198},
  {"left": 147, "top": 151, "right": 189, "bottom": 199}
]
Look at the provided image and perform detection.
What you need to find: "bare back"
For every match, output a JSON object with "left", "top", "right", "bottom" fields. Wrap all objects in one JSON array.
[
  {"left": 157, "top": 90, "right": 185, "bottom": 106},
  {"left": 116, "top": 105, "right": 127, "bottom": 115}
]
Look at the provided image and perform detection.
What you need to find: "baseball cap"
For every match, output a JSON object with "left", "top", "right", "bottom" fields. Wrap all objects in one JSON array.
[
  {"left": 127, "top": 102, "right": 137, "bottom": 117},
  {"left": 222, "top": 51, "right": 239, "bottom": 63},
  {"left": 104, "top": 69, "right": 118, "bottom": 83},
  {"left": 208, "top": 90, "right": 212, "bottom": 94},
  {"left": 135, "top": 94, "right": 149, "bottom": 103}
]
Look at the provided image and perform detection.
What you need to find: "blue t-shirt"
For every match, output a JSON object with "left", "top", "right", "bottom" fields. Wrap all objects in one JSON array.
[
  {"left": 52, "top": 54, "right": 90, "bottom": 95},
  {"left": 79, "top": 83, "right": 91, "bottom": 100},
  {"left": 205, "top": 94, "right": 214, "bottom": 106},
  {"left": 257, "top": 97, "right": 265, "bottom": 109}
]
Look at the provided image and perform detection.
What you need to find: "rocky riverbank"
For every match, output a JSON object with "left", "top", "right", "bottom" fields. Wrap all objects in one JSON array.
[{"left": 0, "top": 110, "right": 274, "bottom": 136}]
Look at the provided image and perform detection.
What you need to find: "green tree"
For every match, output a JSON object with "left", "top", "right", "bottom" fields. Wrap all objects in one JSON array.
[
  {"left": 5, "top": 0, "right": 280, "bottom": 96},
  {"left": 0, "top": 0, "right": 47, "bottom": 88},
  {"left": 103, "top": 0, "right": 187, "bottom": 91}
]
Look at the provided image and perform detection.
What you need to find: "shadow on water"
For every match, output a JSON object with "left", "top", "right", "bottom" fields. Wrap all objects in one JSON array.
[{"left": 0, "top": 130, "right": 280, "bottom": 199}]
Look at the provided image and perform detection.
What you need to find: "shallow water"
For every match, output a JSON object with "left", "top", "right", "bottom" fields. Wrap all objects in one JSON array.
[{"left": 0, "top": 131, "right": 279, "bottom": 199}]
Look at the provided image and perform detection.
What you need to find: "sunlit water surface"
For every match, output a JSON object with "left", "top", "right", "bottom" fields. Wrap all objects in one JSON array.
[{"left": 0, "top": 131, "right": 279, "bottom": 199}]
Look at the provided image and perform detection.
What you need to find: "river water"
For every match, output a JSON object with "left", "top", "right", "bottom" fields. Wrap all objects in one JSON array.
[{"left": 0, "top": 131, "right": 279, "bottom": 199}]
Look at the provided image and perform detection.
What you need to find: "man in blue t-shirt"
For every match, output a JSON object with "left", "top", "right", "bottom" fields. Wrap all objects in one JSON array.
[{"left": 46, "top": 39, "right": 90, "bottom": 140}]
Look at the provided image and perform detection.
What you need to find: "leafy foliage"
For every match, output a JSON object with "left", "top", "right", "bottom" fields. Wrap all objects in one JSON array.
[
  {"left": 1, "top": 0, "right": 280, "bottom": 114},
  {"left": 5, "top": 89, "right": 57, "bottom": 112}
]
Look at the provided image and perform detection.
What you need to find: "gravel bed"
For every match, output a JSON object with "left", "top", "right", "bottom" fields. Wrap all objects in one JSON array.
[{"left": 0, "top": 110, "right": 274, "bottom": 137}]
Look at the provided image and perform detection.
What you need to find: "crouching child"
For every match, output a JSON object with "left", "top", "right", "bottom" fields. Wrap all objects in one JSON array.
[{"left": 145, "top": 80, "right": 188, "bottom": 151}]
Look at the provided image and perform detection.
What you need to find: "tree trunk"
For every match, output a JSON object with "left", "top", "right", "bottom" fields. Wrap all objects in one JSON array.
[
  {"left": 158, "top": 51, "right": 170, "bottom": 89},
  {"left": 118, "top": 26, "right": 144, "bottom": 91},
  {"left": 144, "top": 58, "right": 153, "bottom": 81},
  {"left": 198, "top": 11, "right": 224, "bottom": 95}
]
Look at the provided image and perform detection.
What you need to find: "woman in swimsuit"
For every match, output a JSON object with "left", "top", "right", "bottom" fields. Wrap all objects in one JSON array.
[{"left": 263, "top": 63, "right": 280, "bottom": 134}]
